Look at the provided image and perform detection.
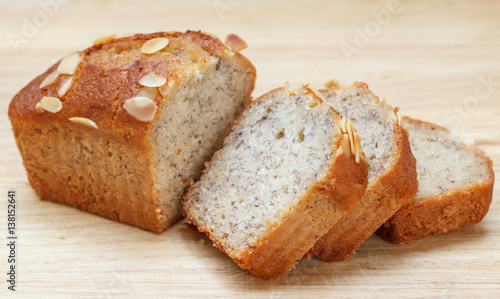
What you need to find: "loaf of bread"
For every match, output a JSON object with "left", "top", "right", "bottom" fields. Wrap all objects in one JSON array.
[
  {"left": 377, "top": 117, "right": 494, "bottom": 244},
  {"left": 183, "top": 85, "right": 368, "bottom": 279},
  {"left": 8, "top": 31, "right": 256, "bottom": 233},
  {"left": 312, "top": 81, "right": 418, "bottom": 262}
]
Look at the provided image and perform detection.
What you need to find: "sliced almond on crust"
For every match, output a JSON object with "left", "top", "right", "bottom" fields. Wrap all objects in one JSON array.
[
  {"left": 281, "top": 82, "right": 291, "bottom": 98},
  {"left": 158, "top": 85, "right": 169, "bottom": 97},
  {"left": 307, "top": 99, "right": 319, "bottom": 108},
  {"left": 308, "top": 86, "right": 326, "bottom": 102},
  {"left": 341, "top": 134, "right": 351, "bottom": 159},
  {"left": 69, "top": 117, "right": 98, "bottom": 129},
  {"left": 158, "top": 78, "right": 175, "bottom": 96},
  {"left": 123, "top": 96, "right": 157, "bottom": 121},
  {"left": 140, "top": 37, "right": 169, "bottom": 54},
  {"left": 94, "top": 34, "right": 117, "bottom": 46},
  {"left": 324, "top": 80, "right": 340, "bottom": 89},
  {"left": 39, "top": 70, "right": 59, "bottom": 88},
  {"left": 138, "top": 72, "right": 167, "bottom": 87},
  {"left": 57, "top": 76, "right": 74, "bottom": 97},
  {"left": 136, "top": 87, "right": 159, "bottom": 100},
  {"left": 225, "top": 34, "right": 248, "bottom": 53},
  {"left": 35, "top": 103, "right": 43, "bottom": 113},
  {"left": 57, "top": 52, "right": 83, "bottom": 75},
  {"left": 341, "top": 117, "right": 347, "bottom": 134},
  {"left": 37, "top": 96, "right": 62, "bottom": 113},
  {"left": 354, "top": 132, "right": 361, "bottom": 163},
  {"left": 337, "top": 117, "right": 363, "bottom": 163},
  {"left": 346, "top": 119, "right": 355, "bottom": 155},
  {"left": 335, "top": 117, "right": 343, "bottom": 133}
]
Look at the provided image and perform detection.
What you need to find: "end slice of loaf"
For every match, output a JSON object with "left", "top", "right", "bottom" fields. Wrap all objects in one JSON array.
[
  {"left": 377, "top": 117, "right": 494, "bottom": 244},
  {"left": 183, "top": 85, "right": 368, "bottom": 279},
  {"left": 8, "top": 31, "right": 256, "bottom": 233},
  {"left": 313, "top": 81, "right": 418, "bottom": 262}
]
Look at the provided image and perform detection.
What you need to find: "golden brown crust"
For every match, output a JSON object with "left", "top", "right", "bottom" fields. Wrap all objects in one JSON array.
[
  {"left": 235, "top": 147, "right": 367, "bottom": 279},
  {"left": 312, "top": 84, "right": 418, "bottom": 262},
  {"left": 9, "top": 31, "right": 256, "bottom": 233},
  {"left": 8, "top": 31, "right": 249, "bottom": 147},
  {"left": 184, "top": 86, "right": 368, "bottom": 279},
  {"left": 376, "top": 182, "right": 493, "bottom": 244},
  {"left": 376, "top": 117, "right": 495, "bottom": 244}
]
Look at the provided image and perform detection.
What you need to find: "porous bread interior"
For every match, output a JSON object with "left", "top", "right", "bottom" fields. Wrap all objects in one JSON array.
[
  {"left": 403, "top": 119, "right": 493, "bottom": 200},
  {"left": 150, "top": 54, "right": 253, "bottom": 225},
  {"left": 322, "top": 86, "right": 398, "bottom": 181},
  {"left": 186, "top": 90, "right": 337, "bottom": 255}
]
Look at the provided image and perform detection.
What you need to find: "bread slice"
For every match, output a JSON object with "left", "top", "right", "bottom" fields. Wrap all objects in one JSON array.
[
  {"left": 8, "top": 31, "right": 256, "bottom": 233},
  {"left": 377, "top": 117, "right": 494, "bottom": 244},
  {"left": 312, "top": 81, "right": 418, "bottom": 262},
  {"left": 183, "top": 85, "right": 368, "bottom": 279}
]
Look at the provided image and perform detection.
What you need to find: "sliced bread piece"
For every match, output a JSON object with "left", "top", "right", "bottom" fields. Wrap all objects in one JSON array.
[
  {"left": 8, "top": 31, "right": 256, "bottom": 233},
  {"left": 183, "top": 85, "right": 368, "bottom": 279},
  {"left": 377, "top": 117, "right": 494, "bottom": 244},
  {"left": 313, "top": 81, "right": 418, "bottom": 262}
]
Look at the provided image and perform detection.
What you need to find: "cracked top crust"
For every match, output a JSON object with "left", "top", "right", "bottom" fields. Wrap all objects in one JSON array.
[{"left": 8, "top": 31, "right": 249, "bottom": 148}]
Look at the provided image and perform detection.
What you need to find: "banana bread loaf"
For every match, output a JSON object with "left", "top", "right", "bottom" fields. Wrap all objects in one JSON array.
[{"left": 8, "top": 31, "right": 256, "bottom": 233}]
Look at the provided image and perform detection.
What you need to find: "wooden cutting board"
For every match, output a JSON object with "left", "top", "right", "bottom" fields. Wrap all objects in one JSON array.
[{"left": 1, "top": 0, "right": 499, "bottom": 297}]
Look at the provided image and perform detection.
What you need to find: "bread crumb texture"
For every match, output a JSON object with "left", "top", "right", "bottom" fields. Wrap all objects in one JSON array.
[{"left": 404, "top": 118, "right": 492, "bottom": 200}]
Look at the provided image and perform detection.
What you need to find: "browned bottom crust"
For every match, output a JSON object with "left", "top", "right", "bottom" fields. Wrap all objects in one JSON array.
[
  {"left": 14, "top": 122, "right": 173, "bottom": 234},
  {"left": 313, "top": 126, "right": 418, "bottom": 262},
  {"left": 376, "top": 180, "right": 494, "bottom": 244}
]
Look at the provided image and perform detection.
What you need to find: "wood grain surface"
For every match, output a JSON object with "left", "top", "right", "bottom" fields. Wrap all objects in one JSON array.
[{"left": 1, "top": 0, "right": 499, "bottom": 298}]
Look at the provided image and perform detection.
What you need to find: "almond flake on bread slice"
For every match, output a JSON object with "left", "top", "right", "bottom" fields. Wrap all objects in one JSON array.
[
  {"left": 183, "top": 85, "right": 368, "bottom": 279},
  {"left": 313, "top": 81, "right": 418, "bottom": 262},
  {"left": 376, "top": 117, "right": 494, "bottom": 244}
]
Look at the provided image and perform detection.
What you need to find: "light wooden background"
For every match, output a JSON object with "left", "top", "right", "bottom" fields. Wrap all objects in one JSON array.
[{"left": 1, "top": 0, "right": 499, "bottom": 298}]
